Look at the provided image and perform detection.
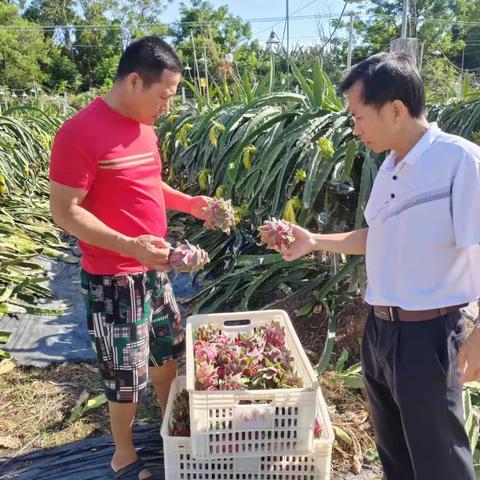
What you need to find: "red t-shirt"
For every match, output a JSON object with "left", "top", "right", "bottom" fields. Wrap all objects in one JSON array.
[{"left": 49, "top": 97, "right": 168, "bottom": 275}]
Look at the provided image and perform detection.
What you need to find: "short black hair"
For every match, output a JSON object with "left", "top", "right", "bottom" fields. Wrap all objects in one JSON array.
[
  {"left": 116, "top": 36, "right": 182, "bottom": 86},
  {"left": 340, "top": 52, "right": 425, "bottom": 118}
]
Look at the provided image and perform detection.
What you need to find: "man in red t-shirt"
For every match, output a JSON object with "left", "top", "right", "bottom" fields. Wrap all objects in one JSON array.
[{"left": 49, "top": 37, "right": 211, "bottom": 480}]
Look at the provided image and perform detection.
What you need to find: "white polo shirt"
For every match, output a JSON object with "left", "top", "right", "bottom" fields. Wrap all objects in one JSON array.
[{"left": 364, "top": 123, "right": 480, "bottom": 309}]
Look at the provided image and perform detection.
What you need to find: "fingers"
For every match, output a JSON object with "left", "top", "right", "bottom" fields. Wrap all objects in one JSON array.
[
  {"left": 459, "top": 366, "right": 480, "bottom": 384},
  {"left": 149, "top": 237, "right": 171, "bottom": 249},
  {"left": 457, "top": 348, "right": 467, "bottom": 377},
  {"left": 457, "top": 347, "right": 480, "bottom": 383}
]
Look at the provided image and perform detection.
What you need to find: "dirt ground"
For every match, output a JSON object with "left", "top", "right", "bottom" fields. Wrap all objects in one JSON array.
[{"left": 0, "top": 295, "right": 379, "bottom": 477}]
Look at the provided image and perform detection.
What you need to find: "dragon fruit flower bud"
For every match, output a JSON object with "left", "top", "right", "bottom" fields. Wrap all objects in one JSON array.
[
  {"left": 203, "top": 197, "right": 236, "bottom": 234},
  {"left": 257, "top": 218, "right": 295, "bottom": 250},
  {"left": 169, "top": 241, "right": 210, "bottom": 273}
]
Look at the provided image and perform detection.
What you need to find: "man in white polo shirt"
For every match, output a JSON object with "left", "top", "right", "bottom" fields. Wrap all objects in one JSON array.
[{"left": 279, "top": 53, "right": 480, "bottom": 479}]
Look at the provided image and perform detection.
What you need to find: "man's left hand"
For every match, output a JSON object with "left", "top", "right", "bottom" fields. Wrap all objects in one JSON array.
[
  {"left": 190, "top": 195, "right": 211, "bottom": 220},
  {"left": 458, "top": 327, "right": 480, "bottom": 383}
]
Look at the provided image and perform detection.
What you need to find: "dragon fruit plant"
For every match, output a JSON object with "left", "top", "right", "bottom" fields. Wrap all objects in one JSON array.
[
  {"left": 169, "top": 389, "right": 190, "bottom": 437},
  {"left": 193, "top": 321, "right": 303, "bottom": 391},
  {"left": 169, "top": 241, "right": 209, "bottom": 273},
  {"left": 258, "top": 218, "right": 295, "bottom": 251},
  {"left": 202, "top": 197, "right": 236, "bottom": 234}
]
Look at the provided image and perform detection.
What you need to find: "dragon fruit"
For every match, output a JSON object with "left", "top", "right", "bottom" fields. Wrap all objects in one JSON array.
[
  {"left": 202, "top": 197, "right": 236, "bottom": 234},
  {"left": 194, "top": 321, "right": 303, "bottom": 391},
  {"left": 169, "top": 389, "right": 190, "bottom": 437},
  {"left": 258, "top": 218, "right": 295, "bottom": 250},
  {"left": 314, "top": 418, "right": 322, "bottom": 438},
  {"left": 196, "top": 360, "right": 219, "bottom": 390},
  {"left": 194, "top": 341, "right": 218, "bottom": 363},
  {"left": 169, "top": 241, "right": 209, "bottom": 273}
]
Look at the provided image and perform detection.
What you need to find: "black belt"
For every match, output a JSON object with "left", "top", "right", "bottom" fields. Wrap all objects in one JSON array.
[{"left": 373, "top": 304, "right": 468, "bottom": 322}]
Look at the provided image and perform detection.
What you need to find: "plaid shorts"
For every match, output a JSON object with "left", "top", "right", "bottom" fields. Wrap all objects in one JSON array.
[{"left": 81, "top": 269, "right": 185, "bottom": 403}]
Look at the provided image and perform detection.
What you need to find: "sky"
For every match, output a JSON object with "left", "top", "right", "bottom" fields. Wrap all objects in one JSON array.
[{"left": 162, "top": 0, "right": 350, "bottom": 48}]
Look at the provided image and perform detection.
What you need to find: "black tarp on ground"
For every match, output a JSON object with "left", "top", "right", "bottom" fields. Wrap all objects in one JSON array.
[
  {"left": 0, "top": 259, "right": 201, "bottom": 367},
  {"left": 0, "top": 424, "right": 165, "bottom": 480}
]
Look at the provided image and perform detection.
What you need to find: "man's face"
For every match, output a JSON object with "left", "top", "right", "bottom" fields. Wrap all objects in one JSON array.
[
  {"left": 347, "top": 81, "right": 396, "bottom": 153},
  {"left": 127, "top": 69, "right": 181, "bottom": 125}
]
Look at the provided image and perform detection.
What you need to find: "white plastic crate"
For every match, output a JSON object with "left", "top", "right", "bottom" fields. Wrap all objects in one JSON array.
[
  {"left": 161, "top": 376, "right": 334, "bottom": 480},
  {"left": 185, "top": 310, "right": 320, "bottom": 459}
]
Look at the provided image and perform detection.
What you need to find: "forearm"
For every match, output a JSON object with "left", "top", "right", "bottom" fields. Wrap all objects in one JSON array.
[
  {"left": 313, "top": 228, "right": 368, "bottom": 255},
  {"left": 51, "top": 205, "right": 134, "bottom": 257},
  {"left": 162, "top": 181, "right": 193, "bottom": 214}
]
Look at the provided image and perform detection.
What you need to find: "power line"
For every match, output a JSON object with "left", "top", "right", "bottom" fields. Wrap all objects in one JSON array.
[
  {"left": 319, "top": 1, "right": 347, "bottom": 53},
  {"left": 0, "top": 13, "right": 341, "bottom": 32},
  {"left": 252, "top": 0, "right": 321, "bottom": 37}
]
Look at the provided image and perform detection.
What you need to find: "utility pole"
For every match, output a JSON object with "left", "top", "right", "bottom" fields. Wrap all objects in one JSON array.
[
  {"left": 286, "top": 0, "right": 290, "bottom": 90},
  {"left": 459, "top": 47, "right": 465, "bottom": 99},
  {"left": 418, "top": 41, "right": 425, "bottom": 72},
  {"left": 391, "top": 0, "right": 417, "bottom": 65},
  {"left": 347, "top": 12, "right": 354, "bottom": 70},
  {"left": 203, "top": 42, "right": 209, "bottom": 100},
  {"left": 401, "top": 0, "right": 409, "bottom": 39},
  {"left": 191, "top": 31, "right": 202, "bottom": 94}
]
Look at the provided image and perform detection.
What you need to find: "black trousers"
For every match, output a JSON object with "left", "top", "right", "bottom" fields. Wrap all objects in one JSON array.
[{"left": 361, "top": 308, "right": 475, "bottom": 480}]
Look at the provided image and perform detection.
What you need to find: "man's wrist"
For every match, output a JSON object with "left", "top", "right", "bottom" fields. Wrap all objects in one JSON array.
[
  {"left": 311, "top": 233, "right": 323, "bottom": 252},
  {"left": 117, "top": 234, "right": 136, "bottom": 257}
]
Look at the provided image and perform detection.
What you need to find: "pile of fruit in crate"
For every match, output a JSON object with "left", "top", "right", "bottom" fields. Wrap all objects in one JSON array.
[
  {"left": 194, "top": 321, "right": 303, "bottom": 391},
  {"left": 169, "top": 320, "right": 323, "bottom": 439},
  {"left": 168, "top": 389, "right": 190, "bottom": 437}
]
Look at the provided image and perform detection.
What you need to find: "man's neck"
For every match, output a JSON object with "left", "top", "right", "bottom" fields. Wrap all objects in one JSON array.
[
  {"left": 102, "top": 86, "right": 135, "bottom": 121},
  {"left": 392, "top": 117, "right": 430, "bottom": 164}
]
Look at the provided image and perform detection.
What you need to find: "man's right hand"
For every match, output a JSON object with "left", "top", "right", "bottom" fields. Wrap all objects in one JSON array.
[
  {"left": 126, "top": 235, "right": 172, "bottom": 271},
  {"left": 278, "top": 224, "right": 317, "bottom": 261}
]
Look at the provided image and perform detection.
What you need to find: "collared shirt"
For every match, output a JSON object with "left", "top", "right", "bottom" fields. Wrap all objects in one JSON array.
[{"left": 364, "top": 123, "right": 480, "bottom": 309}]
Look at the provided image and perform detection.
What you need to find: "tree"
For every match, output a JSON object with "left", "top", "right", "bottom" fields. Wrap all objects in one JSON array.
[
  {"left": 170, "top": 0, "right": 268, "bottom": 83},
  {"left": 349, "top": 0, "right": 479, "bottom": 99},
  {"left": 0, "top": 2, "right": 50, "bottom": 89}
]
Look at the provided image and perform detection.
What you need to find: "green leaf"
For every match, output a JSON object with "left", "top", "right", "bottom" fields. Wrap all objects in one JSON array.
[
  {"left": 315, "top": 305, "right": 336, "bottom": 376},
  {"left": 335, "top": 349, "right": 349, "bottom": 373},
  {"left": 312, "top": 58, "right": 324, "bottom": 106},
  {"left": 0, "top": 349, "right": 10, "bottom": 359},
  {"left": 295, "top": 301, "right": 314, "bottom": 317},
  {"left": 340, "top": 139, "right": 357, "bottom": 182},
  {"left": 291, "top": 60, "right": 315, "bottom": 106},
  {"left": 0, "top": 331, "right": 11, "bottom": 344}
]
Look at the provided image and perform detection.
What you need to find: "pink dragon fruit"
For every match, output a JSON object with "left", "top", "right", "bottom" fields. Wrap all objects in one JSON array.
[
  {"left": 219, "top": 373, "right": 246, "bottom": 390},
  {"left": 169, "top": 241, "right": 210, "bottom": 273},
  {"left": 169, "top": 389, "right": 190, "bottom": 437},
  {"left": 314, "top": 418, "right": 322, "bottom": 438},
  {"left": 263, "top": 321, "right": 286, "bottom": 348},
  {"left": 257, "top": 218, "right": 295, "bottom": 250},
  {"left": 203, "top": 197, "right": 236, "bottom": 234},
  {"left": 196, "top": 360, "right": 219, "bottom": 390},
  {"left": 194, "top": 341, "right": 218, "bottom": 362}
]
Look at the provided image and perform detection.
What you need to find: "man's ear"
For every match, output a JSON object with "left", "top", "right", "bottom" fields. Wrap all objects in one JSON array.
[
  {"left": 125, "top": 72, "right": 142, "bottom": 93},
  {"left": 391, "top": 99, "right": 408, "bottom": 122}
]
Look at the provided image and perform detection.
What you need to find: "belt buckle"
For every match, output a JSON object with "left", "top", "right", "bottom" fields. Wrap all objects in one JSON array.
[{"left": 388, "top": 307, "right": 396, "bottom": 322}]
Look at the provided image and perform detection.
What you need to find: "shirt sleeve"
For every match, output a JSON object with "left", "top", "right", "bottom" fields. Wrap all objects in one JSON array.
[
  {"left": 452, "top": 149, "right": 480, "bottom": 249},
  {"left": 49, "top": 121, "right": 98, "bottom": 190}
]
